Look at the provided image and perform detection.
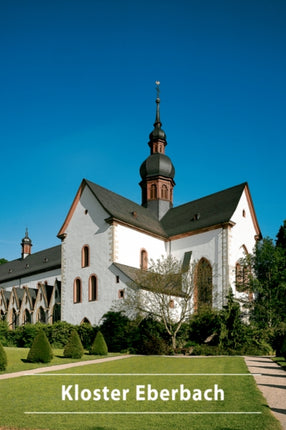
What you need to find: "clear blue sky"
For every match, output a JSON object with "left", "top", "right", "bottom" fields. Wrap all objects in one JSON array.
[{"left": 1, "top": 0, "right": 285, "bottom": 261}]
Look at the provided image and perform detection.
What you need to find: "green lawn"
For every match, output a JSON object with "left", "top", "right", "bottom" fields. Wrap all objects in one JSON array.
[
  {"left": 0, "top": 355, "right": 282, "bottom": 430},
  {"left": 2, "top": 347, "right": 116, "bottom": 374}
]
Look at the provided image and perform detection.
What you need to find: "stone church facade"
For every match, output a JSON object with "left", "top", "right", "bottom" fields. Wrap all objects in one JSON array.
[{"left": 0, "top": 90, "right": 261, "bottom": 328}]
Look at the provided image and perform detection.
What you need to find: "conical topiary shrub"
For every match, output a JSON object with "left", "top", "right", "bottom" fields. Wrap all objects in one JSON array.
[
  {"left": 0, "top": 340, "right": 7, "bottom": 371},
  {"left": 90, "top": 331, "right": 108, "bottom": 356},
  {"left": 64, "top": 330, "right": 84, "bottom": 359},
  {"left": 27, "top": 330, "right": 53, "bottom": 363}
]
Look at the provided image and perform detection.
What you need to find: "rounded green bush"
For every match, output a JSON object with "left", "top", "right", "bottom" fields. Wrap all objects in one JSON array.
[
  {"left": 0, "top": 340, "right": 7, "bottom": 371},
  {"left": 27, "top": 330, "right": 53, "bottom": 363},
  {"left": 90, "top": 331, "right": 108, "bottom": 356},
  {"left": 64, "top": 330, "right": 84, "bottom": 359}
]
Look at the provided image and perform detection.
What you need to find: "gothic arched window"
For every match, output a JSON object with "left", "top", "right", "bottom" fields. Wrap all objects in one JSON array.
[
  {"left": 82, "top": 245, "right": 90, "bottom": 268},
  {"left": 74, "top": 278, "right": 82, "bottom": 303},
  {"left": 194, "top": 258, "right": 213, "bottom": 311},
  {"left": 89, "top": 275, "right": 98, "bottom": 301}
]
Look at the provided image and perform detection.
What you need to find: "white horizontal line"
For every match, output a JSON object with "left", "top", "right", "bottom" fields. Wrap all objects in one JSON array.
[
  {"left": 25, "top": 411, "right": 262, "bottom": 415},
  {"left": 26, "top": 373, "right": 259, "bottom": 376}
]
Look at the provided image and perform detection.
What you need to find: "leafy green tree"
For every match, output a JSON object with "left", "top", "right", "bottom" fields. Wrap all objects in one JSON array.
[
  {"left": 64, "top": 330, "right": 84, "bottom": 359},
  {"left": 27, "top": 330, "right": 53, "bottom": 363},
  {"left": 0, "top": 258, "right": 8, "bottom": 265},
  {"left": 219, "top": 289, "right": 245, "bottom": 350},
  {"left": 249, "top": 234, "right": 286, "bottom": 328},
  {"left": 118, "top": 255, "right": 195, "bottom": 352},
  {"left": 90, "top": 331, "right": 108, "bottom": 355},
  {"left": 0, "top": 340, "right": 7, "bottom": 371}
]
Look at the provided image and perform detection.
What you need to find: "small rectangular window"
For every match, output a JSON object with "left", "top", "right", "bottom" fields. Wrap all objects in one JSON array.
[
  {"left": 118, "top": 289, "right": 124, "bottom": 299},
  {"left": 116, "top": 275, "right": 120, "bottom": 283}
]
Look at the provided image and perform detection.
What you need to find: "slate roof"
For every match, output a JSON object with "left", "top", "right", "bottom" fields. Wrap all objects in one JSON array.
[
  {"left": 113, "top": 262, "right": 185, "bottom": 297},
  {"left": 85, "top": 180, "right": 168, "bottom": 237},
  {"left": 0, "top": 245, "right": 61, "bottom": 285},
  {"left": 85, "top": 180, "right": 251, "bottom": 238},
  {"left": 161, "top": 182, "right": 248, "bottom": 237}
]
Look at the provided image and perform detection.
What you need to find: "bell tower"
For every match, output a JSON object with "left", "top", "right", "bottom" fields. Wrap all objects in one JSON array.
[
  {"left": 139, "top": 82, "right": 175, "bottom": 219},
  {"left": 21, "top": 228, "right": 32, "bottom": 259}
]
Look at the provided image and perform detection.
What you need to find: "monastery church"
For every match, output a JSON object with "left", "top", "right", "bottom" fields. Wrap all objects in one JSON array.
[{"left": 0, "top": 89, "right": 261, "bottom": 328}]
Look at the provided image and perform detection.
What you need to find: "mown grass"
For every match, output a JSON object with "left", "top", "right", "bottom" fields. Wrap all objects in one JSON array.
[
  {"left": 1, "top": 347, "right": 117, "bottom": 374},
  {"left": 0, "top": 355, "right": 282, "bottom": 430}
]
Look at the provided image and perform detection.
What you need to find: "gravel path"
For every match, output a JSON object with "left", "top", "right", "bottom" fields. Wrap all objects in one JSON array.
[
  {"left": 244, "top": 356, "right": 286, "bottom": 429},
  {"left": 0, "top": 354, "right": 132, "bottom": 380}
]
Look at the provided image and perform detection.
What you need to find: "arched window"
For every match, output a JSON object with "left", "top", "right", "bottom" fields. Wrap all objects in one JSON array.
[
  {"left": 37, "top": 306, "right": 46, "bottom": 323},
  {"left": 82, "top": 245, "right": 90, "bottom": 268},
  {"left": 235, "top": 261, "right": 250, "bottom": 292},
  {"left": 24, "top": 309, "right": 31, "bottom": 324},
  {"left": 74, "top": 278, "right": 82, "bottom": 303},
  {"left": 12, "top": 308, "right": 19, "bottom": 329},
  {"left": 194, "top": 258, "right": 213, "bottom": 311},
  {"left": 150, "top": 184, "right": 157, "bottom": 200},
  {"left": 140, "top": 249, "right": 148, "bottom": 270},
  {"left": 53, "top": 304, "right": 61, "bottom": 322},
  {"left": 81, "top": 317, "right": 91, "bottom": 324},
  {"left": 161, "top": 184, "right": 168, "bottom": 199},
  {"left": 89, "top": 275, "right": 98, "bottom": 301}
]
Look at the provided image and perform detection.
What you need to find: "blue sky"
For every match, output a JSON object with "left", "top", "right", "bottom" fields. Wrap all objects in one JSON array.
[{"left": 1, "top": 0, "right": 285, "bottom": 261}]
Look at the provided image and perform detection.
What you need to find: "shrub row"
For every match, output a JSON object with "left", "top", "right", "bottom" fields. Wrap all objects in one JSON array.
[{"left": 1, "top": 307, "right": 285, "bottom": 357}]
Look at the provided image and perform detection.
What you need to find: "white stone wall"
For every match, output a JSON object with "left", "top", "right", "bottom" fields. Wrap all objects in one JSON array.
[
  {"left": 170, "top": 228, "right": 224, "bottom": 308},
  {"left": 114, "top": 223, "right": 167, "bottom": 268},
  {"left": 61, "top": 186, "right": 128, "bottom": 325},
  {"left": 228, "top": 189, "right": 258, "bottom": 298}
]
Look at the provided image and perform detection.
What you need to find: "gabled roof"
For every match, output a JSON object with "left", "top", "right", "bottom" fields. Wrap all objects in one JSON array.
[
  {"left": 161, "top": 182, "right": 250, "bottom": 237},
  {"left": 0, "top": 245, "right": 61, "bottom": 285},
  {"left": 58, "top": 179, "right": 167, "bottom": 238},
  {"left": 58, "top": 179, "right": 261, "bottom": 241}
]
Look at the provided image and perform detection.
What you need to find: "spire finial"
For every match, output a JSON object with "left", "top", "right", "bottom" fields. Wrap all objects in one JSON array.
[
  {"left": 155, "top": 80, "right": 160, "bottom": 100},
  {"left": 154, "top": 80, "right": 161, "bottom": 126},
  {"left": 25, "top": 227, "right": 29, "bottom": 238}
]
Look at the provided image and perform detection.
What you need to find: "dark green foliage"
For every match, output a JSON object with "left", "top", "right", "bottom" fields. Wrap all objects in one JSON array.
[
  {"left": 271, "top": 322, "right": 286, "bottom": 355},
  {"left": 27, "top": 330, "right": 53, "bottom": 363},
  {"left": 75, "top": 322, "right": 96, "bottom": 349},
  {"left": 0, "top": 321, "right": 10, "bottom": 346},
  {"left": 281, "top": 336, "right": 286, "bottom": 359},
  {"left": 90, "top": 331, "right": 108, "bottom": 355},
  {"left": 188, "top": 308, "right": 221, "bottom": 345},
  {"left": 13, "top": 323, "right": 45, "bottom": 348},
  {"left": 219, "top": 290, "right": 245, "bottom": 350},
  {"left": 47, "top": 321, "right": 73, "bottom": 348},
  {"left": 63, "top": 330, "right": 84, "bottom": 359},
  {"left": 100, "top": 311, "right": 133, "bottom": 352},
  {"left": 134, "top": 318, "right": 171, "bottom": 355},
  {"left": 250, "top": 236, "right": 286, "bottom": 328},
  {"left": 0, "top": 340, "right": 7, "bottom": 371}
]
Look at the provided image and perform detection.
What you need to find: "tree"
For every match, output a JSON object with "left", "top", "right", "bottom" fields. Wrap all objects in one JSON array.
[
  {"left": 27, "top": 330, "right": 53, "bottom": 363},
  {"left": 118, "top": 255, "right": 195, "bottom": 352},
  {"left": 246, "top": 232, "right": 286, "bottom": 328},
  {"left": 0, "top": 259, "right": 8, "bottom": 265},
  {"left": 0, "top": 340, "right": 7, "bottom": 371},
  {"left": 63, "top": 330, "right": 84, "bottom": 359},
  {"left": 90, "top": 331, "right": 108, "bottom": 355}
]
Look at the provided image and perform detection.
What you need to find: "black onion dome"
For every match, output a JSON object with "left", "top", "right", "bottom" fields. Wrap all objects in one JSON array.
[
  {"left": 140, "top": 153, "right": 175, "bottom": 180},
  {"left": 149, "top": 124, "right": 167, "bottom": 142}
]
